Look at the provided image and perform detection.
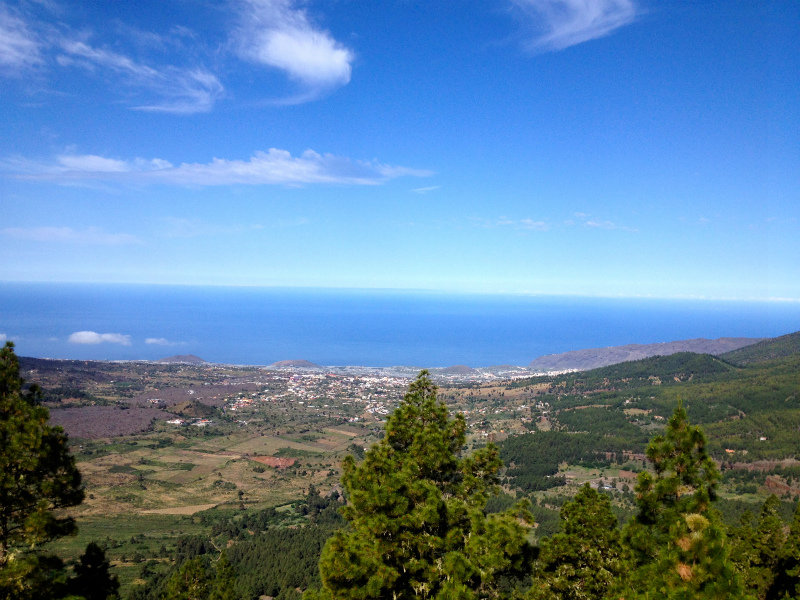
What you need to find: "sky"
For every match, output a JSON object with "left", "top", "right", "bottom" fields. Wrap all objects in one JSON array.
[{"left": 1, "top": 0, "right": 798, "bottom": 301}]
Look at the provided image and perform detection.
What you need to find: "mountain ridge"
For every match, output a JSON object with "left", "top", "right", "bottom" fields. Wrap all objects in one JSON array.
[{"left": 527, "top": 336, "right": 762, "bottom": 372}]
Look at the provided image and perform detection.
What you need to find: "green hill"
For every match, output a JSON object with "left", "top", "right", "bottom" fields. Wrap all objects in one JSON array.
[
  {"left": 720, "top": 330, "right": 800, "bottom": 366},
  {"left": 579, "top": 351, "right": 736, "bottom": 382}
]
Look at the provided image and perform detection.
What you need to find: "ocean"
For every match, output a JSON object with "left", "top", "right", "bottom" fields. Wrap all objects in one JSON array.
[{"left": 1, "top": 283, "right": 798, "bottom": 367}]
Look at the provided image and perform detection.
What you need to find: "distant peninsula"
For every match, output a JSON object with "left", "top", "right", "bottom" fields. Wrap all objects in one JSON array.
[
  {"left": 528, "top": 337, "right": 762, "bottom": 372},
  {"left": 270, "top": 359, "right": 320, "bottom": 368},
  {"left": 155, "top": 354, "right": 208, "bottom": 364}
]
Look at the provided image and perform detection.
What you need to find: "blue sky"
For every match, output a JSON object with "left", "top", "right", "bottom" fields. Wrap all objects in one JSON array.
[{"left": 1, "top": 0, "right": 798, "bottom": 300}]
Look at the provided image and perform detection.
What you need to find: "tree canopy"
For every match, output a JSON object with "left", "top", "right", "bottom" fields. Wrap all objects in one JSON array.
[
  {"left": 309, "top": 370, "right": 533, "bottom": 600},
  {"left": 528, "top": 483, "right": 627, "bottom": 600},
  {"left": 0, "top": 341, "right": 84, "bottom": 599},
  {"left": 622, "top": 401, "right": 745, "bottom": 599}
]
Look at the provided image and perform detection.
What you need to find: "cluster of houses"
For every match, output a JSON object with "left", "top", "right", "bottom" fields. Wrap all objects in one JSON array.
[{"left": 165, "top": 418, "right": 214, "bottom": 427}]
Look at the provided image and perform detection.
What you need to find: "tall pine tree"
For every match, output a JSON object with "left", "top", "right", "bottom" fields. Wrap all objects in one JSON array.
[
  {"left": 621, "top": 402, "right": 745, "bottom": 599},
  {"left": 729, "top": 495, "right": 785, "bottom": 599},
  {"left": 0, "top": 341, "right": 84, "bottom": 600},
  {"left": 69, "top": 542, "right": 120, "bottom": 600},
  {"left": 768, "top": 501, "right": 800, "bottom": 600},
  {"left": 528, "top": 483, "right": 627, "bottom": 600},
  {"left": 308, "top": 371, "right": 533, "bottom": 600}
]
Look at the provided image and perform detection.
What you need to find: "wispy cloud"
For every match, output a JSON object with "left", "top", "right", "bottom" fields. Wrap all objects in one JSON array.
[
  {"left": 2, "top": 0, "right": 353, "bottom": 108},
  {"left": 0, "top": 333, "right": 7, "bottom": 343},
  {"left": 512, "top": 0, "right": 637, "bottom": 51},
  {"left": 56, "top": 39, "right": 223, "bottom": 113},
  {"left": 584, "top": 218, "right": 637, "bottom": 232},
  {"left": 233, "top": 0, "right": 354, "bottom": 102},
  {"left": 1, "top": 226, "right": 140, "bottom": 244},
  {"left": 412, "top": 186, "right": 441, "bottom": 194},
  {"left": 0, "top": 3, "right": 42, "bottom": 73},
  {"left": 497, "top": 217, "right": 550, "bottom": 231},
  {"left": 68, "top": 331, "right": 131, "bottom": 345},
  {"left": 6, "top": 149, "right": 433, "bottom": 186},
  {"left": 145, "top": 337, "right": 181, "bottom": 346}
]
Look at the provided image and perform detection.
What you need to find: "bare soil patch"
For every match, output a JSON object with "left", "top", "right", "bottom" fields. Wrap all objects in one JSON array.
[
  {"left": 50, "top": 406, "right": 175, "bottom": 438},
  {"left": 130, "top": 384, "right": 261, "bottom": 408},
  {"left": 141, "top": 503, "right": 217, "bottom": 515}
]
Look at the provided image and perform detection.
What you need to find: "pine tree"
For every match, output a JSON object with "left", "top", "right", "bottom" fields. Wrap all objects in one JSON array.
[
  {"left": 162, "top": 557, "right": 211, "bottom": 600},
  {"left": 729, "top": 496, "right": 785, "bottom": 599},
  {"left": 210, "top": 551, "right": 237, "bottom": 600},
  {"left": 768, "top": 501, "right": 800, "bottom": 600},
  {"left": 308, "top": 371, "right": 533, "bottom": 600},
  {"left": 622, "top": 401, "right": 745, "bottom": 599},
  {"left": 0, "top": 341, "right": 84, "bottom": 599},
  {"left": 69, "top": 542, "right": 120, "bottom": 600},
  {"left": 729, "top": 510, "right": 758, "bottom": 588},
  {"left": 528, "top": 483, "right": 627, "bottom": 600}
]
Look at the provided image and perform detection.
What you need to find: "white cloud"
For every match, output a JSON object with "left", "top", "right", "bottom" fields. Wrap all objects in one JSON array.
[
  {"left": 56, "top": 39, "right": 223, "bottom": 113},
  {"left": 412, "top": 186, "right": 441, "bottom": 194},
  {"left": 0, "top": 4, "right": 42, "bottom": 73},
  {"left": 584, "top": 219, "right": 637, "bottom": 232},
  {"left": 68, "top": 331, "right": 131, "bottom": 345},
  {"left": 234, "top": 0, "right": 354, "bottom": 99},
  {"left": 1, "top": 226, "right": 140, "bottom": 244},
  {"left": 585, "top": 219, "right": 615, "bottom": 229},
  {"left": 8, "top": 149, "right": 433, "bottom": 186},
  {"left": 512, "top": 0, "right": 637, "bottom": 51},
  {"left": 57, "top": 154, "right": 173, "bottom": 172},
  {"left": 519, "top": 219, "right": 549, "bottom": 231},
  {"left": 496, "top": 217, "right": 549, "bottom": 231},
  {"left": 0, "top": 1, "right": 222, "bottom": 112},
  {"left": 0, "top": 333, "right": 7, "bottom": 343},
  {"left": 145, "top": 337, "right": 171, "bottom": 345},
  {"left": 3, "top": 0, "right": 352, "bottom": 108}
]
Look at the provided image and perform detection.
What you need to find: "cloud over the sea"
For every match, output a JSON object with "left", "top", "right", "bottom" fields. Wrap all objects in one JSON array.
[
  {"left": 2, "top": 226, "right": 139, "bottom": 245},
  {"left": 68, "top": 331, "right": 131, "bottom": 345},
  {"left": 145, "top": 337, "right": 180, "bottom": 346},
  {"left": 5, "top": 149, "right": 433, "bottom": 186}
]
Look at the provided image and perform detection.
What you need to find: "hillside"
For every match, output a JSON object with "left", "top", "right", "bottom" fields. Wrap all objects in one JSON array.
[
  {"left": 720, "top": 330, "right": 800, "bottom": 366},
  {"left": 572, "top": 351, "right": 737, "bottom": 383},
  {"left": 527, "top": 336, "right": 762, "bottom": 372}
]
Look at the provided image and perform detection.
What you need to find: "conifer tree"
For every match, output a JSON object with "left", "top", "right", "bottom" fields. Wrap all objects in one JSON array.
[
  {"left": 528, "top": 483, "right": 626, "bottom": 600},
  {"left": 768, "top": 501, "right": 800, "bottom": 599},
  {"left": 309, "top": 371, "right": 533, "bottom": 600},
  {"left": 210, "top": 552, "right": 237, "bottom": 600},
  {"left": 622, "top": 402, "right": 745, "bottom": 599},
  {"left": 0, "top": 341, "right": 84, "bottom": 599},
  {"left": 729, "top": 509, "right": 757, "bottom": 579},
  {"left": 162, "top": 557, "right": 211, "bottom": 600},
  {"left": 729, "top": 495, "right": 785, "bottom": 599},
  {"left": 69, "top": 542, "right": 120, "bottom": 600}
]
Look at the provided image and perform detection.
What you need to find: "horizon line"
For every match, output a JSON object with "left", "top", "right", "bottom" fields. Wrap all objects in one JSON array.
[{"left": 1, "top": 279, "right": 800, "bottom": 304}]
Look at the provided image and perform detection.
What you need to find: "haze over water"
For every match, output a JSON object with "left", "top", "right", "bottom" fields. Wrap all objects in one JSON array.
[{"left": 2, "top": 283, "right": 798, "bottom": 367}]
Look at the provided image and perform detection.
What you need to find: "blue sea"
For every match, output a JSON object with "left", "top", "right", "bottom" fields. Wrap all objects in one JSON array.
[{"left": 1, "top": 283, "right": 799, "bottom": 367}]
